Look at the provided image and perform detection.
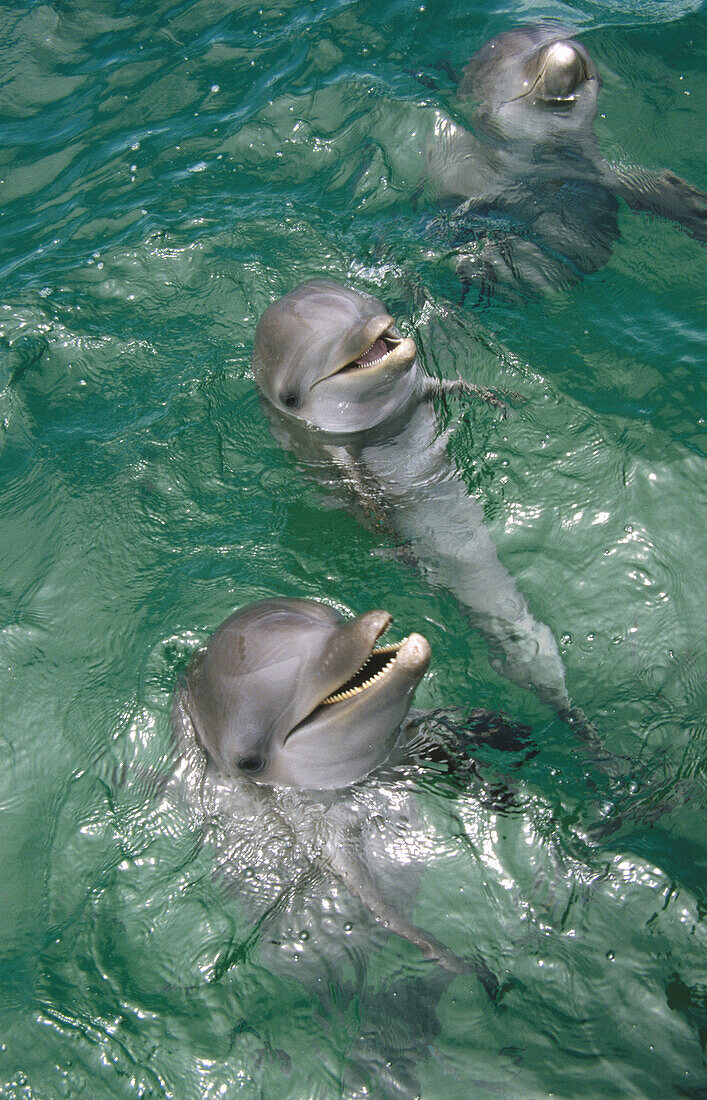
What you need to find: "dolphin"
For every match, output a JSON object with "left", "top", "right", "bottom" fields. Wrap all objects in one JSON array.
[
  {"left": 177, "top": 596, "right": 431, "bottom": 790},
  {"left": 423, "top": 24, "right": 706, "bottom": 295},
  {"left": 252, "top": 279, "right": 592, "bottom": 734},
  {"left": 171, "top": 596, "right": 503, "bottom": 992}
]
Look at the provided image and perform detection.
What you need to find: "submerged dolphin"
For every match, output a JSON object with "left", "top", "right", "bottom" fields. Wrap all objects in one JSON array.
[
  {"left": 171, "top": 596, "right": 502, "bottom": 990},
  {"left": 252, "top": 279, "right": 589, "bottom": 731},
  {"left": 164, "top": 597, "right": 696, "bottom": 1095},
  {"left": 423, "top": 24, "right": 706, "bottom": 294}
]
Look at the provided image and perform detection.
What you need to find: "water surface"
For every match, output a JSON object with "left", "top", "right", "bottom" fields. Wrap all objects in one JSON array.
[{"left": 1, "top": 1, "right": 705, "bottom": 1096}]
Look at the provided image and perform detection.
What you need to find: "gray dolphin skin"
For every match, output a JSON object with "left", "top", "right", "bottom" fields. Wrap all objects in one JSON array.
[
  {"left": 425, "top": 24, "right": 706, "bottom": 294},
  {"left": 171, "top": 596, "right": 500, "bottom": 991},
  {"left": 176, "top": 596, "right": 431, "bottom": 790},
  {"left": 253, "top": 279, "right": 586, "bottom": 726}
]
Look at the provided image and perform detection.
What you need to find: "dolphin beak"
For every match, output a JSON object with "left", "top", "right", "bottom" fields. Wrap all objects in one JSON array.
[
  {"left": 319, "top": 634, "right": 410, "bottom": 705},
  {"left": 284, "top": 619, "right": 430, "bottom": 742},
  {"left": 504, "top": 41, "right": 593, "bottom": 108},
  {"left": 313, "top": 321, "right": 417, "bottom": 387},
  {"left": 534, "top": 41, "right": 591, "bottom": 104}
]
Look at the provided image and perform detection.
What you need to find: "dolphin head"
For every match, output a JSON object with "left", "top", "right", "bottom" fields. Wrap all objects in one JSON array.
[
  {"left": 252, "top": 279, "right": 419, "bottom": 433},
  {"left": 182, "top": 598, "right": 431, "bottom": 790},
  {"left": 459, "top": 25, "right": 599, "bottom": 142}
]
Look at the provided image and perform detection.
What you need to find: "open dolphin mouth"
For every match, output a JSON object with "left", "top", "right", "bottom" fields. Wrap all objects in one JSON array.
[
  {"left": 339, "top": 326, "right": 404, "bottom": 374},
  {"left": 505, "top": 89, "right": 579, "bottom": 107},
  {"left": 311, "top": 321, "right": 416, "bottom": 388},
  {"left": 506, "top": 80, "right": 590, "bottom": 107},
  {"left": 284, "top": 619, "right": 412, "bottom": 742},
  {"left": 536, "top": 94, "right": 582, "bottom": 110},
  {"left": 320, "top": 636, "right": 408, "bottom": 704}
]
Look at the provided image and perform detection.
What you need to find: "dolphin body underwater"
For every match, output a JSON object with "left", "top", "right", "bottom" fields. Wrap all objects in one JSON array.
[
  {"left": 252, "top": 279, "right": 591, "bottom": 732},
  {"left": 422, "top": 24, "right": 706, "bottom": 295},
  {"left": 171, "top": 597, "right": 511, "bottom": 994}
]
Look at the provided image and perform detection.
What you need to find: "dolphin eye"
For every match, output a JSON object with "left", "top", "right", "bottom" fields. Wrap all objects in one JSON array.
[
  {"left": 238, "top": 756, "right": 265, "bottom": 774},
  {"left": 283, "top": 392, "right": 300, "bottom": 409}
]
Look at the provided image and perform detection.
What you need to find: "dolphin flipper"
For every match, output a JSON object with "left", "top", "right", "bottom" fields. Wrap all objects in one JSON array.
[
  {"left": 321, "top": 836, "right": 499, "bottom": 997},
  {"left": 422, "top": 375, "right": 511, "bottom": 415},
  {"left": 457, "top": 232, "right": 582, "bottom": 298},
  {"left": 607, "top": 164, "right": 707, "bottom": 243}
]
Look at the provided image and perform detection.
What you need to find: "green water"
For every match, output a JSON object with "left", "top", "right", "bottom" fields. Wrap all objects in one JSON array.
[{"left": 1, "top": 1, "right": 705, "bottom": 1096}]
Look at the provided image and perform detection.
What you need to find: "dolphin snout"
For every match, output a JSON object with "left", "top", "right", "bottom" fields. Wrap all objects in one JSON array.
[
  {"left": 538, "top": 42, "right": 588, "bottom": 100},
  {"left": 361, "top": 313, "right": 395, "bottom": 348},
  {"left": 359, "top": 609, "right": 394, "bottom": 642},
  {"left": 397, "top": 632, "right": 432, "bottom": 672}
]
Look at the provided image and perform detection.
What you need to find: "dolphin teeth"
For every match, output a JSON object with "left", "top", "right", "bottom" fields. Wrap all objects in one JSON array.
[
  {"left": 353, "top": 337, "right": 390, "bottom": 367},
  {"left": 320, "top": 636, "right": 409, "bottom": 705},
  {"left": 345, "top": 328, "right": 402, "bottom": 372}
]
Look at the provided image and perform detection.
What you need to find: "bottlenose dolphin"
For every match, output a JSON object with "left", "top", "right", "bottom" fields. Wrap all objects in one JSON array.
[
  {"left": 252, "top": 279, "right": 591, "bottom": 732},
  {"left": 171, "top": 596, "right": 502, "bottom": 990},
  {"left": 177, "top": 597, "right": 431, "bottom": 791},
  {"left": 423, "top": 24, "right": 706, "bottom": 294}
]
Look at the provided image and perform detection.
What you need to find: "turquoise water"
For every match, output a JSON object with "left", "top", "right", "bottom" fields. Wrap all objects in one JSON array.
[{"left": 1, "top": 0, "right": 705, "bottom": 1096}]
